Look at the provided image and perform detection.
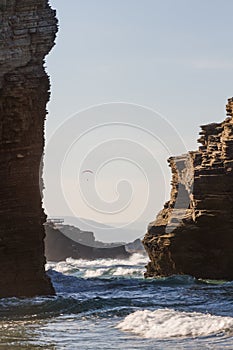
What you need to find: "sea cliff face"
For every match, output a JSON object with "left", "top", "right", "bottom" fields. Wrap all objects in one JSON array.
[
  {"left": 143, "top": 98, "right": 233, "bottom": 280},
  {"left": 0, "top": 0, "right": 57, "bottom": 297},
  {"left": 44, "top": 223, "right": 131, "bottom": 262}
]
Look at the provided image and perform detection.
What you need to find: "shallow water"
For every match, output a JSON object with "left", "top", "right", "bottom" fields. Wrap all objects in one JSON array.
[{"left": 1, "top": 254, "right": 233, "bottom": 349}]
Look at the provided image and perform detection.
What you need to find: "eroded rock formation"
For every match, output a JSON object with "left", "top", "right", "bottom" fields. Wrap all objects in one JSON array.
[
  {"left": 0, "top": 0, "right": 57, "bottom": 297},
  {"left": 44, "top": 223, "right": 130, "bottom": 262},
  {"left": 143, "top": 98, "right": 233, "bottom": 280}
]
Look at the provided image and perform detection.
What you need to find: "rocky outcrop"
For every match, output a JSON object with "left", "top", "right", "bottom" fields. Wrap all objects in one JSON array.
[
  {"left": 0, "top": 0, "right": 57, "bottom": 297},
  {"left": 143, "top": 98, "right": 233, "bottom": 280},
  {"left": 45, "top": 223, "right": 130, "bottom": 262}
]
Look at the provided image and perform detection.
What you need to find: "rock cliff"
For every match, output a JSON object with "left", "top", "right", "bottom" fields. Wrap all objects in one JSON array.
[
  {"left": 44, "top": 223, "right": 130, "bottom": 262},
  {"left": 0, "top": 0, "right": 57, "bottom": 297},
  {"left": 143, "top": 98, "right": 233, "bottom": 280}
]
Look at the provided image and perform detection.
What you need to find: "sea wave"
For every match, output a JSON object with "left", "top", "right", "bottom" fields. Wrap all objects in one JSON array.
[
  {"left": 83, "top": 266, "right": 144, "bottom": 278},
  {"left": 46, "top": 253, "right": 148, "bottom": 278},
  {"left": 116, "top": 308, "right": 233, "bottom": 338}
]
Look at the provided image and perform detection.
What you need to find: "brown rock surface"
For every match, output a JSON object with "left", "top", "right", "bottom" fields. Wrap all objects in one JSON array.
[
  {"left": 143, "top": 98, "right": 233, "bottom": 280},
  {"left": 0, "top": 0, "right": 57, "bottom": 297}
]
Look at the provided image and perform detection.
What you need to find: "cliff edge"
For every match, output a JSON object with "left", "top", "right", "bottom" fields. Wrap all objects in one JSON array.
[
  {"left": 0, "top": 0, "right": 57, "bottom": 297},
  {"left": 143, "top": 98, "right": 233, "bottom": 280}
]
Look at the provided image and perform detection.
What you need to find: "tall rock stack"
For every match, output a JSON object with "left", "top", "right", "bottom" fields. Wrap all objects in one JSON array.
[
  {"left": 143, "top": 98, "right": 233, "bottom": 280},
  {"left": 0, "top": 0, "right": 57, "bottom": 297}
]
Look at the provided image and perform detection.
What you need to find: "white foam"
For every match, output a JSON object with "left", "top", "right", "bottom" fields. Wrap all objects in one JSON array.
[
  {"left": 66, "top": 253, "right": 148, "bottom": 268},
  {"left": 46, "top": 253, "right": 148, "bottom": 273},
  {"left": 116, "top": 309, "right": 233, "bottom": 339},
  {"left": 84, "top": 268, "right": 107, "bottom": 278},
  {"left": 82, "top": 266, "right": 143, "bottom": 278},
  {"left": 46, "top": 261, "right": 73, "bottom": 273},
  {"left": 112, "top": 267, "right": 143, "bottom": 277}
]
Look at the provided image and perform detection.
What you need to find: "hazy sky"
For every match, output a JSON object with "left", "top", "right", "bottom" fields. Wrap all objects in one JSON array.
[{"left": 44, "top": 0, "right": 233, "bottom": 235}]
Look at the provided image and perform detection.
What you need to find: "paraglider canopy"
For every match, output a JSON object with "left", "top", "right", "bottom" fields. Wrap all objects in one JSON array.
[{"left": 82, "top": 169, "right": 94, "bottom": 174}]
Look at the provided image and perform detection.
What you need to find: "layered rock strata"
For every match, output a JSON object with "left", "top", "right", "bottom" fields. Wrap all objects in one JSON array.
[
  {"left": 0, "top": 0, "right": 57, "bottom": 297},
  {"left": 143, "top": 98, "right": 233, "bottom": 280}
]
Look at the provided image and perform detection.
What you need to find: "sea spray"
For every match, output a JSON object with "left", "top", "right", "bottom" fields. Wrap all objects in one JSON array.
[
  {"left": 117, "top": 309, "right": 233, "bottom": 338},
  {"left": 46, "top": 253, "right": 148, "bottom": 278}
]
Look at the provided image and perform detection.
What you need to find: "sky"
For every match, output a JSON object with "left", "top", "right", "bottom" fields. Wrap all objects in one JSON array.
[{"left": 43, "top": 0, "right": 233, "bottom": 239}]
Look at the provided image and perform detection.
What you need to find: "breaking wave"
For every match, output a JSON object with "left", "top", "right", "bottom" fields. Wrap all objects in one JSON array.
[
  {"left": 116, "top": 308, "right": 233, "bottom": 338},
  {"left": 46, "top": 253, "right": 148, "bottom": 278},
  {"left": 83, "top": 266, "right": 143, "bottom": 278}
]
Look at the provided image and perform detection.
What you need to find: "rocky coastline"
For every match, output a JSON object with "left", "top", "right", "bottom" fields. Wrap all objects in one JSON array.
[
  {"left": 143, "top": 98, "right": 233, "bottom": 280},
  {"left": 44, "top": 222, "right": 131, "bottom": 262},
  {"left": 0, "top": 0, "right": 57, "bottom": 297}
]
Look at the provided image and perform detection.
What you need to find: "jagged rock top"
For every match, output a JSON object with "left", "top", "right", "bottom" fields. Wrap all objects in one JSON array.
[
  {"left": 0, "top": 0, "right": 57, "bottom": 87},
  {"left": 0, "top": 0, "right": 58, "bottom": 297},
  {"left": 143, "top": 98, "right": 233, "bottom": 280}
]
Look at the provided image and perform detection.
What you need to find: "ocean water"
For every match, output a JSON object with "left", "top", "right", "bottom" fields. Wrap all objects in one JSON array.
[{"left": 1, "top": 254, "right": 233, "bottom": 349}]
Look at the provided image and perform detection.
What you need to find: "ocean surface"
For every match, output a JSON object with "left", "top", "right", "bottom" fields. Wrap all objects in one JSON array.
[{"left": 1, "top": 254, "right": 233, "bottom": 349}]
